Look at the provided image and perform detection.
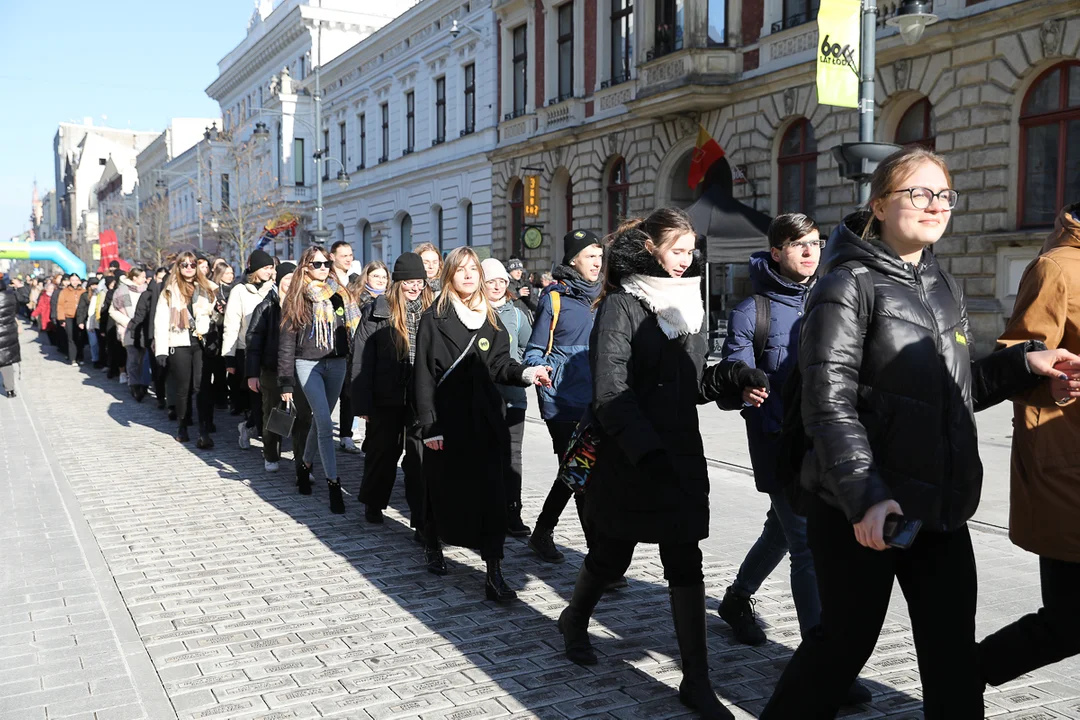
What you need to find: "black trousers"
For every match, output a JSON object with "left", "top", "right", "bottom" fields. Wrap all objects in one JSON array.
[
  {"left": 64, "top": 319, "right": 80, "bottom": 363},
  {"left": 585, "top": 530, "right": 704, "bottom": 588},
  {"left": 761, "top": 496, "right": 983, "bottom": 720},
  {"left": 979, "top": 556, "right": 1080, "bottom": 685},
  {"left": 234, "top": 351, "right": 262, "bottom": 432},
  {"left": 291, "top": 378, "right": 313, "bottom": 475},
  {"left": 259, "top": 369, "right": 281, "bottom": 462},
  {"left": 211, "top": 355, "right": 229, "bottom": 408},
  {"left": 339, "top": 376, "right": 354, "bottom": 439},
  {"left": 536, "top": 419, "right": 585, "bottom": 529},
  {"left": 151, "top": 347, "right": 167, "bottom": 401},
  {"left": 168, "top": 345, "right": 209, "bottom": 427},
  {"left": 505, "top": 407, "right": 526, "bottom": 508},
  {"left": 107, "top": 329, "right": 126, "bottom": 378},
  {"left": 229, "top": 356, "right": 249, "bottom": 414},
  {"left": 357, "top": 405, "right": 424, "bottom": 524}
]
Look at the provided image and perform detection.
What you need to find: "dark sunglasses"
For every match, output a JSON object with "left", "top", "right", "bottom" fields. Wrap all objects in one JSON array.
[
  {"left": 179, "top": 261, "right": 197, "bottom": 269},
  {"left": 309, "top": 260, "right": 332, "bottom": 269}
]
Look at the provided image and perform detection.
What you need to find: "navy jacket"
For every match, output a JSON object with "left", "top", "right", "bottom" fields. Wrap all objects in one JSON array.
[
  {"left": 722, "top": 252, "right": 813, "bottom": 492},
  {"left": 523, "top": 265, "right": 601, "bottom": 422}
]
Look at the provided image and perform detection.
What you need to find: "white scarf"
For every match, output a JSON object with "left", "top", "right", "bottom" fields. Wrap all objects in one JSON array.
[
  {"left": 621, "top": 274, "right": 704, "bottom": 339},
  {"left": 449, "top": 292, "right": 487, "bottom": 330}
]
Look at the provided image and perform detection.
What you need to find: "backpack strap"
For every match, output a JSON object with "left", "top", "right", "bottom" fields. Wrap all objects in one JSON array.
[
  {"left": 843, "top": 261, "right": 876, "bottom": 327},
  {"left": 545, "top": 291, "right": 561, "bottom": 356},
  {"left": 751, "top": 295, "right": 770, "bottom": 365}
]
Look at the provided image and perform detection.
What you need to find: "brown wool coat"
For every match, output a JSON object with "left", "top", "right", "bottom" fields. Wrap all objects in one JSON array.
[
  {"left": 56, "top": 286, "right": 85, "bottom": 320},
  {"left": 997, "top": 203, "right": 1080, "bottom": 563}
]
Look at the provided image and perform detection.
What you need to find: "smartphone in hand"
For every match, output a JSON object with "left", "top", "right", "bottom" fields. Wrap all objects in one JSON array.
[{"left": 882, "top": 513, "right": 922, "bottom": 549}]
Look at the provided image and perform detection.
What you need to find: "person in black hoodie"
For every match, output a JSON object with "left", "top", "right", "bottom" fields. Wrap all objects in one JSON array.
[
  {"left": 413, "top": 247, "right": 552, "bottom": 603},
  {"left": 246, "top": 262, "right": 296, "bottom": 473},
  {"left": 0, "top": 277, "right": 20, "bottom": 397},
  {"left": 760, "top": 147, "right": 1079, "bottom": 719},
  {"left": 556, "top": 208, "right": 744, "bottom": 720},
  {"left": 351, "top": 253, "right": 433, "bottom": 530}
]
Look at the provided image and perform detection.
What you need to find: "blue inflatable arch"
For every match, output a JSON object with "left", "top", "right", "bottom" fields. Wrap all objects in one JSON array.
[{"left": 0, "top": 241, "right": 88, "bottom": 278}]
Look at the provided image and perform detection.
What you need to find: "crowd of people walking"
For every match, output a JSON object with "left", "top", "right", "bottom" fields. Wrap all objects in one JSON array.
[{"left": 2, "top": 145, "right": 1079, "bottom": 719}]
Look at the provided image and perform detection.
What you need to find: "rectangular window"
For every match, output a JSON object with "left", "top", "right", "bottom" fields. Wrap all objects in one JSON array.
[
  {"left": 557, "top": 4, "right": 574, "bottom": 101},
  {"left": 322, "top": 129, "right": 330, "bottom": 180},
  {"left": 781, "top": 0, "right": 819, "bottom": 29},
  {"left": 299, "top": 55, "right": 306, "bottom": 80},
  {"left": 611, "top": 0, "right": 634, "bottom": 84},
  {"left": 358, "top": 114, "right": 367, "bottom": 169},
  {"left": 294, "top": 138, "right": 305, "bottom": 186},
  {"left": 405, "top": 92, "right": 415, "bottom": 154},
  {"left": 707, "top": 0, "right": 726, "bottom": 45},
  {"left": 339, "top": 122, "right": 346, "bottom": 170},
  {"left": 380, "top": 103, "right": 389, "bottom": 162},
  {"left": 221, "top": 173, "right": 230, "bottom": 209},
  {"left": 512, "top": 25, "right": 528, "bottom": 116},
  {"left": 654, "top": 0, "right": 684, "bottom": 56},
  {"left": 435, "top": 78, "right": 446, "bottom": 144},
  {"left": 464, "top": 64, "right": 476, "bottom": 134}
]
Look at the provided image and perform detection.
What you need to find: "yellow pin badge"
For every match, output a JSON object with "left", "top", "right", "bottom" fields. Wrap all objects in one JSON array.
[
  {"left": 478, "top": 338, "right": 491, "bottom": 351},
  {"left": 955, "top": 331, "right": 967, "bottom": 346}
]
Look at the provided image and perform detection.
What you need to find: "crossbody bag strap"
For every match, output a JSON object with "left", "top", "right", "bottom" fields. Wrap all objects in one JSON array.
[{"left": 437, "top": 333, "right": 478, "bottom": 388}]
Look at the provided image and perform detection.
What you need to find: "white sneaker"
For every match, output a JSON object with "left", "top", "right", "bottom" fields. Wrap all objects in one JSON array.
[
  {"left": 119, "top": 372, "right": 128, "bottom": 384},
  {"left": 264, "top": 460, "right": 279, "bottom": 472},
  {"left": 340, "top": 437, "right": 360, "bottom": 454},
  {"left": 238, "top": 421, "right": 251, "bottom": 450}
]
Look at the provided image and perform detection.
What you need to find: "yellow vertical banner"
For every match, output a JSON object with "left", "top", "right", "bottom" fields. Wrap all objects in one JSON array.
[{"left": 816, "top": 0, "right": 861, "bottom": 109}]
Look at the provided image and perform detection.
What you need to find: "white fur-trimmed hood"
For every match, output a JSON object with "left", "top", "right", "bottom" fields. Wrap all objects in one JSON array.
[{"left": 620, "top": 274, "right": 704, "bottom": 338}]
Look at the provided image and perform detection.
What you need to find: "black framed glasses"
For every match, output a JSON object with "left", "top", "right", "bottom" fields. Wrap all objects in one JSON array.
[
  {"left": 179, "top": 261, "right": 197, "bottom": 269},
  {"left": 310, "top": 260, "right": 332, "bottom": 269},
  {"left": 891, "top": 187, "right": 960, "bottom": 210}
]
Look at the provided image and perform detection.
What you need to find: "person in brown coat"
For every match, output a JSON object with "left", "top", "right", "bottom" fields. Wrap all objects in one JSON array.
[
  {"left": 56, "top": 274, "right": 86, "bottom": 365},
  {"left": 979, "top": 202, "right": 1080, "bottom": 686}
]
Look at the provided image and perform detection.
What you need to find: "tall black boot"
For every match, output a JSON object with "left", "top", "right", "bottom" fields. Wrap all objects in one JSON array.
[
  {"left": 328, "top": 479, "right": 345, "bottom": 514},
  {"left": 670, "top": 584, "right": 734, "bottom": 719},
  {"left": 558, "top": 563, "right": 607, "bottom": 665},
  {"left": 484, "top": 560, "right": 517, "bottom": 603},
  {"left": 296, "top": 463, "right": 312, "bottom": 495}
]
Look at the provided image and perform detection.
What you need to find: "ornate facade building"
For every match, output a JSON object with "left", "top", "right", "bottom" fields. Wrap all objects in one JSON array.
[{"left": 488, "top": 0, "right": 1080, "bottom": 351}]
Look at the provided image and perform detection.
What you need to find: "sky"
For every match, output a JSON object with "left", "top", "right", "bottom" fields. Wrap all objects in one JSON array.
[{"left": 0, "top": 0, "right": 255, "bottom": 240}]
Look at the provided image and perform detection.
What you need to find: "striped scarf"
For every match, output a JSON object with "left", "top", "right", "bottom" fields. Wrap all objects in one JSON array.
[
  {"left": 304, "top": 274, "right": 361, "bottom": 350},
  {"left": 405, "top": 297, "right": 423, "bottom": 364}
]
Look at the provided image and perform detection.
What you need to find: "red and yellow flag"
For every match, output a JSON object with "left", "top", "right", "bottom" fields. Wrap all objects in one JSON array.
[{"left": 688, "top": 125, "right": 725, "bottom": 189}]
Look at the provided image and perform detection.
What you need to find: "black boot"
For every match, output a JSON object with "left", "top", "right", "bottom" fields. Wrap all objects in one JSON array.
[
  {"left": 717, "top": 587, "right": 766, "bottom": 646},
  {"left": 507, "top": 502, "right": 531, "bottom": 537},
  {"left": 196, "top": 422, "right": 215, "bottom": 449},
  {"left": 425, "top": 546, "right": 448, "bottom": 576},
  {"left": 558, "top": 564, "right": 607, "bottom": 665},
  {"left": 133, "top": 385, "right": 146, "bottom": 402},
  {"left": 671, "top": 584, "right": 735, "bottom": 720},
  {"left": 175, "top": 423, "right": 190, "bottom": 443},
  {"left": 297, "top": 463, "right": 312, "bottom": 495},
  {"left": 168, "top": 406, "right": 177, "bottom": 421},
  {"left": 528, "top": 525, "right": 565, "bottom": 563},
  {"left": 156, "top": 396, "right": 166, "bottom": 410},
  {"left": 364, "top": 505, "right": 384, "bottom": 524},
  {"left": 328, "top": 479, "right": 345, "bottom": 514},
  {"left": 484, "top": 560, "right": 517, "bottom": 603}
]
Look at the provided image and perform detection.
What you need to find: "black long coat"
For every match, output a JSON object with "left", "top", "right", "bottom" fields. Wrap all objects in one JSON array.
[
  {"left": 0, "top": 287, "right": 21, "bottom": 368},
  {"left": 413, "top": 303, "right": 529, "bottom": 553},
  {"left": 351, "top": 294, "right": 413, "bottom": 416},
  {"left": 585, "top": 230, "right": 731, "bottom": 545}
]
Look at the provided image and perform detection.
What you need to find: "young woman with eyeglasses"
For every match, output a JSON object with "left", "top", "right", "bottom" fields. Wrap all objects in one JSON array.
[
  {"left": 760, "top": 147, "right": 1080, "bottom": 719},
  {"left": 278, "top": 246, "right": 362, "bottom": 513},
  {"left": 350, "top": 253, "right": 433, "bottom": 531},
  {"left": 413, "top": 247, "right": 552, "bottom": 602},
  {"left": 153, "top": 252, "right": 219, "bottom": 447}
]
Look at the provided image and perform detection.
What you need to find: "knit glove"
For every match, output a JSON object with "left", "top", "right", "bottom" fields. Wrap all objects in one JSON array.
[{"left": 736, "top": 365, "right": 771, "bottom": 393}]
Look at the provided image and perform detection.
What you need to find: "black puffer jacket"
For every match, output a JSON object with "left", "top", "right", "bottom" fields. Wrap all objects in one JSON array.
[
  {"left": 0, "top": 285, "right": 20, "bottom": 368},
  {"left": 801, "top": 212, "right": 1042, "bottom": 531},
  {"left": 586, "top": 228, "right": 736, "bottom": 544},
  {"left": 350, "top": 294, "right": 414, "bottom": 417}
]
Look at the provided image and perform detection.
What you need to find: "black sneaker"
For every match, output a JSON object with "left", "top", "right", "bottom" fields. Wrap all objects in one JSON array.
[
  {"left": 717, "top": 587, "right": 767, "bottom": 646},
  {"left": 365, "top": 506, "right": 384, "bottom": 524},
  {"left": 528, "top": 527, "right": 565, "bottom": 563}
]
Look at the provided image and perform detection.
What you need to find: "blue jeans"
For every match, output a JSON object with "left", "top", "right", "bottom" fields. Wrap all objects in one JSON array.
[
  {"left": 295, "top": 356, "right": 347, "bottom": 481},
  {"left": 88, "top": 329, "right": 100, "bottom": 363},
  {"left": 732, "top": 491, "right": 821, "bottom": 636}
]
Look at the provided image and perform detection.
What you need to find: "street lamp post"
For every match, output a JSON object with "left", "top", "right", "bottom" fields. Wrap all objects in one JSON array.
[{"left": 832, "top": 0, "right": 938, "bottom": 202}]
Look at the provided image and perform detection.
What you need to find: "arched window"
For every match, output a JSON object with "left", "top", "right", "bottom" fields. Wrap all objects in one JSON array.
[
  {"left": 463, "top": 201, "right": 474, "bottom": 247},
  {"left": 606, "top": 158, "right": 630, "bottom": 234},
  {"left": 1020, "top": 61, "right": 1080, "bottom": 228},
  {"left": 896, "top": 98, "right": 935, "bottom": 150},
  {"left": 510, "top": 180, "right": 524, "bottom": 256},
  {"left": 361, "top": 222, "right": 373, "bottom": 263},
  {"left": 778, "top": 119, "right": 817, "bottom": 215},
  {"left": 566, "top": 177, "right": 575, "bottom": 236},
  {"left": 432, "top": 206, "right": 444, "bottom": 252},
  {"left": 400, "top": 214, "right": 412, "bottom": 254}
]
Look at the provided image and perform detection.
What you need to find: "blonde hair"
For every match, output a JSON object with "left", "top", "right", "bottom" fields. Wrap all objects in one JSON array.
[
  {"left": 861, "top": 147, "right": 953, "bottom": 241},
  {"left": 435, "top": 247, "right": 499, "bottom": 328}
]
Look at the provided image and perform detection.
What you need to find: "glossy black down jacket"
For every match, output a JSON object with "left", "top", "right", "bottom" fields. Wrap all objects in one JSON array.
[
  {"left": 0, "top": 287, "right": 20, "bottom": 368},
  {"left": 350, "top": 294, "right": 414, "bottom": 417},
  {"left": 586, "top": 229, "right": 737, "bottom": 545},
  {"left": 801, "top": 213, "right": 1041, "bottom": 531}
]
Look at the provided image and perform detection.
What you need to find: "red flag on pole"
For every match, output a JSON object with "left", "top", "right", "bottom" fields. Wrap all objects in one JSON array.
[{"left": 688, "top": 124, "right": 725, "bottom": 189}]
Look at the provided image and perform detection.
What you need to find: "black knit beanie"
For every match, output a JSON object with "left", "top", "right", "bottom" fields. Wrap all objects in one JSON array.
[{"left": 392, "top": 252, "right": 426, "bottom": 282}]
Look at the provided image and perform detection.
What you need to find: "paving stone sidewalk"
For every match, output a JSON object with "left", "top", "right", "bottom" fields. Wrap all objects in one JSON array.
[{"left": 2, "top": 329, "right": 1079, "bottom": 719}]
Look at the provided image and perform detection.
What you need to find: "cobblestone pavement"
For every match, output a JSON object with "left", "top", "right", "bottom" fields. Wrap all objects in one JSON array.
[{"left": 2, "top": 328, "right": 1079, "bottom": 719}]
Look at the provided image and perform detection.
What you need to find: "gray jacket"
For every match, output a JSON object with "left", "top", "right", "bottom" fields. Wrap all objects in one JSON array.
[{"left": 494, "top": 299, "right": 532, "bottom": 410}]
